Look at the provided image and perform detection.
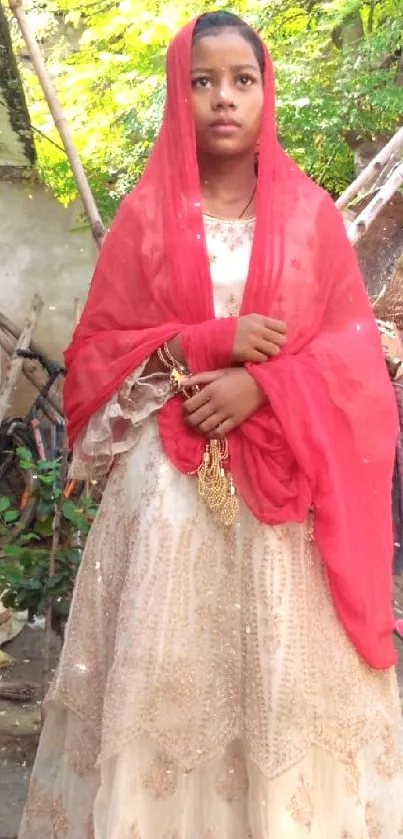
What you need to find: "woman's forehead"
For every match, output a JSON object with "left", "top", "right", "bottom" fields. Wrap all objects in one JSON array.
[{"left": 191, "top": 30, "right": 259, "bottom": 69}]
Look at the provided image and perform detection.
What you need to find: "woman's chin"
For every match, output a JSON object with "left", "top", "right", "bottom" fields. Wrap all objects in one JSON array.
[{"left": 203, "top": 138, "right": 250, "bottom": 157}]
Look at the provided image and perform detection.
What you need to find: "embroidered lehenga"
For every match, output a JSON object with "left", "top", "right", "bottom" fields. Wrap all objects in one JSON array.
[{"left": 19, "top": 216, "right": 403, "bottom": 839}]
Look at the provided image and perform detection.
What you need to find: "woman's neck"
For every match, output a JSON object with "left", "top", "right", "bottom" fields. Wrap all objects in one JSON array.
[{"left": 198, "top": 152, "right": 257, "bottom": 219}]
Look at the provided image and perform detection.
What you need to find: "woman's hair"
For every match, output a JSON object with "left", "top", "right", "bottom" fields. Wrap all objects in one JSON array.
[{"left": 193, "top": 11, "right": 265, "bottom": 75}]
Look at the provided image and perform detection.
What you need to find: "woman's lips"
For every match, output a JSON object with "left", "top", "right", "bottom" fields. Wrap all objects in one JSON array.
[{"left": 209, "top": 119, "right": 242, "bottom": 135}]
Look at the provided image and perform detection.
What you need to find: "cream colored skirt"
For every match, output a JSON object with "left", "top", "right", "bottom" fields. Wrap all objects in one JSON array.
[{"left": 19, "top": 419, "right": 403, "bottom": 838}]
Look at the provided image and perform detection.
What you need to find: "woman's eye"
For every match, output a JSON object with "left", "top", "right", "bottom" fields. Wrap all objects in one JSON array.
[
  {"left": 237, "top": 74, "right": 256, "bottom": 87},
  {"left": 192, "top": 77, "right": 211, "bottom": 89}
]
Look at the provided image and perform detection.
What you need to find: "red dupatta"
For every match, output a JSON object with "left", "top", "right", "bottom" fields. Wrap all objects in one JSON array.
[{"left": 64, "top": 19, "right": 398, "bottom": 669}]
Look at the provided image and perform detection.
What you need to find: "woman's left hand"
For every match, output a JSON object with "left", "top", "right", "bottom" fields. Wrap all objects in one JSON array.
[{"left": 183, "top": 368, "right": 266, "bottom": 437}]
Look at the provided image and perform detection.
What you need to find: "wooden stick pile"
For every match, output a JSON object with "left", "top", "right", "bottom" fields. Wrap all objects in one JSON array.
[{"left": 0, "top": 298, "right": 63, "bottom": 422}]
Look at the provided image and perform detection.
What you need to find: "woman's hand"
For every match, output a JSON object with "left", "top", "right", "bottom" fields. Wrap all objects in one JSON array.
[
  {"left": 234, "top": 314, "right": 287, "bottom": 363},
  {"left": 183, "top": 368, "right": 266, "bottom": 437}
]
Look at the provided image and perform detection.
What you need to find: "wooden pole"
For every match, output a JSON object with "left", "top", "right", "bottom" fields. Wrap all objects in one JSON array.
[
  {"left": 9, "top": 0, "right": 105, "bottom": 250},
  {"left": 42, "top": 440, "right": 69, "bottom": 704},
  {"left": 0, "top": 294, "right": 44, "bottom": 424},
  {"left": 336, "top": 126, "right": 403, "bottom": 211},
  {"left": 346, "top": 160, "right": 403, "bottom": 246}
]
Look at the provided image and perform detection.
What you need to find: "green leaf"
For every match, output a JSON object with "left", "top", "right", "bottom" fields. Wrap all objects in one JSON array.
[
  {"left": 19, "top": 532, "right": 41, "bottom": 544},
  {"left": 2, "top": 543, "right": 26, "bottom": 558},
  {"left": 34, "top": 519, "right": 54, "bottom": 537},
  {"left": 38, "top": 475, "right": 56, "bottom": 485},
  {"left": 0, "top": 497, "right": 11, "bottom": 513},
  {"left": 16, "top": 447, "right": 34, "bottom": 462},
  {"left": 3, "top": 510, "right": 20, "bottom": 524}
]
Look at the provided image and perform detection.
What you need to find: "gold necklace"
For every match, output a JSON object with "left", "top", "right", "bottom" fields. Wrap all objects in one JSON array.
[
  {"left": 239, "top": 183, "right": 257, "bottom": 218},
  {"left": 204, "top": 182, "right": 257, "bottom": 221}
]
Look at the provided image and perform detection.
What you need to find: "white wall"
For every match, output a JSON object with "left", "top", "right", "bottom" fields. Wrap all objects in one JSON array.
[{"left": 0, "top": 178, "right": 96, "bottom": 353}]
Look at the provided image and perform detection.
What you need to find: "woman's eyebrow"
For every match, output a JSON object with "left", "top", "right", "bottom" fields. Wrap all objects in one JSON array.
[
  {"left": 231, "top": 63, "right": 259, "bottom": 72},
  {"left": 191, "top": 63, "right": 258, "bottom": 74}
]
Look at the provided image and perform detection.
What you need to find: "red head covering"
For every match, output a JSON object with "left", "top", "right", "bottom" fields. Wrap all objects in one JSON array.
[{"left": 64, "top": 18, "right": 398, "bottom": 668}]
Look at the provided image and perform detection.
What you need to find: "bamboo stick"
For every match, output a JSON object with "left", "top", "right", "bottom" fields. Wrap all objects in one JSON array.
[
  {"left": 346, "top": 160, "right": 403, "bottom": 245},
  {"left": 336, "top": 125, "right": 403, "bottom": 211},
  {"left": 9, "top": 0, "right": 105, "bottom": 250},
  {"left": 0, "top": 295, "right": 44, "bottom": 424},
  {"left": 0, "top": 330, "right": 63, "bottom": 414}
]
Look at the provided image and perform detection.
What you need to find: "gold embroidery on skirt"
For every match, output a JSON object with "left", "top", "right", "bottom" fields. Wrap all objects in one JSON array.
[
  {"left": 142, "top": 751, "right": 178, "bottom": 798},
  {"left": 215, "top": 741, "right": 249, "bottom": 802},
  {"left": 288, "top": 773, "right": 315, "bottom": 830},
  {"left": 376, "top": 721, "right": 403, "bottom": 778},
  {"left": 52, "top": 796, "right": 69, "bottom": 839},
  {"left": 365, "top": 803, "right": 382, "bottom": 838}
]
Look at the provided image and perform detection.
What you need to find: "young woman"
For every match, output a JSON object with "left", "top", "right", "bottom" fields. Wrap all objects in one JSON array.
[{"left": 19, "top": 11, "right": 403, "bottom": 839}]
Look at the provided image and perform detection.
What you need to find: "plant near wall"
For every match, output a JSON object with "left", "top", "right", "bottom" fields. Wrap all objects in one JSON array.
[{"left": 0, "top": 450, "right": 97, "bottom": 635}]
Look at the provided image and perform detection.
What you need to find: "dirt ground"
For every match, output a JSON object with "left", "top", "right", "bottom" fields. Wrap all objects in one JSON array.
[
  {"left": 0, "top": 626, "right": 60, "bottom": 839},
  {"left": 1, "top": 587, "right": 403, "bottom": 839}
]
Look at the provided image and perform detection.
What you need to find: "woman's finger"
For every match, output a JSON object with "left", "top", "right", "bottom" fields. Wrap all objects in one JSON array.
[
  {"left": 199, "top": 412, "right": 226, "bottom": 435},
  {"left": 185, "top": 386, "right": 214, "bottom": 414},
  {"left": 186, "top": 401, "right": 217, "bottom": 427},
  {"left": 212, "top": 417, "right": 236, "bottom": 437},
  {"left": 263, "top": 318, "right": 287, "bottom": 334},
  {"left": 255, "top": 337, "right": 281, "bottom": 357},
  {"left": 241, "top": 348, "right": 268, "bottom": 363},
  {"left": 184, "top": 370, "right": 224, "bottom": 390},
  {"left": 263, "top": 327, "right": 287, "bottom": 347}
]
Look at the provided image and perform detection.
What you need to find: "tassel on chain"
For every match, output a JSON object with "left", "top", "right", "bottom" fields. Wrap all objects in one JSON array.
[{"left": 197, "top": 439, "right": 238, "bottom": 527}]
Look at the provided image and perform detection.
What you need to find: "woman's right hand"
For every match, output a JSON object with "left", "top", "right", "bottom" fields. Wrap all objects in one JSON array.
[{"left": 233, "top": 315, "right": 287, "bottom": 363}]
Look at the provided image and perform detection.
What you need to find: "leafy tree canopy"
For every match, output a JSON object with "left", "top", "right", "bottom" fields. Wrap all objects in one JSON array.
[{"left": 10, "top": 0, "right": 403, "bottom": 221}]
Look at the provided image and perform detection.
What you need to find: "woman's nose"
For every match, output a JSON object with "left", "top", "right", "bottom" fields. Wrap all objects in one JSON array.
[{"left": 212, "top": 83, "right": 235, "bottom": 109}]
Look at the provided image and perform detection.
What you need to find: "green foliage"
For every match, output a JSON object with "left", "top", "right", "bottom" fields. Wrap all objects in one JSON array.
[
  {"left": 0, "top": 496, "right": 20, "bottom": 537},
  {"left": 13, "top": 0, "right": 403, "bottom": 217},
  {"left": 0, "top": 453, "right": 97, "bottom": 624}
]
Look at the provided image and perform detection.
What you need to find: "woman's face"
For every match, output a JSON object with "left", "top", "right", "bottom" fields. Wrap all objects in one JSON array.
[{"left": 191, "top": 29, "right": 264, "bottom": 158}]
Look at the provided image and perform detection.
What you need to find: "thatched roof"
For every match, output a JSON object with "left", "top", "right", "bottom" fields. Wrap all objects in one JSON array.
[{"left": 0, "top": 0, "right": 35, "bottom": 170}]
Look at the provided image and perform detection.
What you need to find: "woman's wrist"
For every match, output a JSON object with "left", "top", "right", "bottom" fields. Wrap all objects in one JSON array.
[
  {"left": 166, "top": 335, "right": 186, "bottom": 366},
  {"left": 241, "top": 368, "right": 267, "bottom": 407},
  {"left": 142, "top": 334, "right": 184, "bottom": 376},
  {"left": 181, "top": 318, "right": 236, "bottom": 373}
]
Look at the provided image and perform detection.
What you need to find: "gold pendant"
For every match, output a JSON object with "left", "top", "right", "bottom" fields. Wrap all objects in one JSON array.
[{"left": 170, "top": 368, "right": 188, "bottom": 392}]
